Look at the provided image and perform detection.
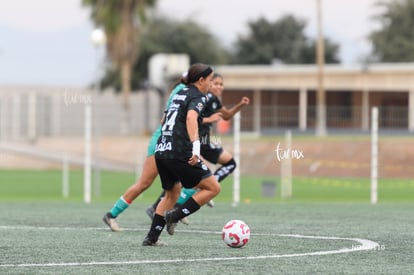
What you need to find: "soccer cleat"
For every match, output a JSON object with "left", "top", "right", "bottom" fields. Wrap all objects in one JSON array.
[
  {"left": 164, "top": 210, "right": 178, "bottom": 235},
  {"left": 146, "top": 206, "right": 155, "bottom": 221},
  {"left": 179, "top": 217, "right": 190, "bottom": 225},
  {"left": 142, "top": 237, "right": 168, "bottom": 246},
  {"left": 207, "top": 199, "right": 215, "bottom": 208},
  {"left": 102, "top": 212, "right": 121, "bottom": 232}
]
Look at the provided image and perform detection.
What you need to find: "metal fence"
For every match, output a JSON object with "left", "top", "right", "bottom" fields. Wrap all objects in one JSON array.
[
  {"left": 0, "top": 90, "right": 412, "bottom": 142},
  {"left": 0, "top": 89, "right": 163, "bottom": 141},
  {"left": 239, "top": 105, "right": 410, "bottom": 132}
]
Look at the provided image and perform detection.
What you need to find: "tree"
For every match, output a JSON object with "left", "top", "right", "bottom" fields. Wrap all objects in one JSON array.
[
  {"left": 82, "top": 0, "right": 157, "bottom": 133},
  {"left": 369, "top": 0, "right": 414, "bottom": 62},
  {"left": 100, "top": 17, "right": 230, "bottom": 91},
  {"left": 231, "top": 15, "right": 340, "bottom": 64}
]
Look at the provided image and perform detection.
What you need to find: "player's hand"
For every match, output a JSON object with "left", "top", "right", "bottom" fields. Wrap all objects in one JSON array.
[
  {"left": 188, "top": 155, "right": 199, "bottom": 166},
  {"left": 240, "top": 97, "right": 250, "bottom": 105}
]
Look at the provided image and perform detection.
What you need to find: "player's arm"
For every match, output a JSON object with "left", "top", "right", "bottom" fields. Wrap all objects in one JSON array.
[
  {"left": 202, "top": 113, "right": 222, "bottom": 124},
  {"left": 219, "top": 97, "right": 250, "bottom": 121},
  {"left": 187, "top": 109, "right": 200, "bottom": 165}
]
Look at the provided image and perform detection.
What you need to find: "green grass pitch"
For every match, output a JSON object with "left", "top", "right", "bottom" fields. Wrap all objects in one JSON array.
[
  {"left": 0, "top": 169, "right": 413, "bottom": 274},
  {"left": 0, "top": 169, "right": 413, "bottom": 202}
]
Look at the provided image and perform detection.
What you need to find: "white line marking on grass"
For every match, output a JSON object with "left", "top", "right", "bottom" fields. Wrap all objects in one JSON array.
[
  {"left": 0, "top": 225, "right": 108, "bottom": 231},
  {"left": 0, "top": 225, "right": 379, "bottom": 268}
]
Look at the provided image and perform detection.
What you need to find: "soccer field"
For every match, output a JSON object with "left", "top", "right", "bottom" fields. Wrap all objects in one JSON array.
[
  {"left": 1, "top": 201, "right": 413, "bottom": 274},
  {"left": 1, "top": 169, "right": 413, "bottom": 274}
]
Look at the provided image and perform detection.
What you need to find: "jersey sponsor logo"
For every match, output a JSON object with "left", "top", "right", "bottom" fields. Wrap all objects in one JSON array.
[
  {"left": 201, "top": 163, "right": 209, "bottom": 170},
  {"left": 155, "top": 141, "right": 172, "bottom": 152},
  {"left": 196, "top": 102, "right": 204, "bottom": 112},
  {"left": 169, "top": 103, "right": 180, "bottom": 110},
  {"left": 173, "top": 94, "right": 187, "bottom": 101}
]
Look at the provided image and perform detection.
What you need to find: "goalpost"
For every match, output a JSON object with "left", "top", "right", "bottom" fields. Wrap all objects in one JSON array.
[
  {"left": 84, "top": 102, "right": 92, "bottom": 204},
  {"left": 231, "top": 107, "right": 380, "bottom": 205},
  {"left": 232, "top": 112, "right": 241, "bottom": 206},
  {"left": 371, "top": 106, "right": 378, "bottom": 204}
]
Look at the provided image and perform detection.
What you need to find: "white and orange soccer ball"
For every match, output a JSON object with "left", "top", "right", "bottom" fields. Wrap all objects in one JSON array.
[{"left": 222, "top": 219, "right": 250, "bottom": 248}]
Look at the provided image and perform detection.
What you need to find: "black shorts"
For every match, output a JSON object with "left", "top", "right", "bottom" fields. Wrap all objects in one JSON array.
[
  {"left": 155, "top": 158, "right": 212, "bottom": 190},
  {"left": 201, "top": 144, "right": 223, "bottom": 164}
]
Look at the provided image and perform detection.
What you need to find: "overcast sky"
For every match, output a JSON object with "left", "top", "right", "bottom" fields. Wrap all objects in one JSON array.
[{"left": 0, "top": 0, "right": 383, "bottom": 87}]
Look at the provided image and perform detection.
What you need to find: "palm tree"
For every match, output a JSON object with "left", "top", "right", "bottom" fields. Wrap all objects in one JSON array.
[{"left": 83, "top": 0, "right": 157, "bottom": 133}]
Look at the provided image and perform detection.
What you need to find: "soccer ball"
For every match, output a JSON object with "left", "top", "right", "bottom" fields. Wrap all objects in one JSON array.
[{"left": 222, "top": 220, "right": 250, "bottom": 248}]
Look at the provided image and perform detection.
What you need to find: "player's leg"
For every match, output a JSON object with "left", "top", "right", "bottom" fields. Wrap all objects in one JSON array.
[
  {"left": 148, "top": 187, "right": 193, "bottom": 225},
  {"left": 199, "top": 149, "right": 236, "bottom": 207},
  {"left": 192, "top": 175, "right": 221, "bottom": 204},
  {"left": 176, "top": 187, "right": 197, "bottom": 205},
  {"left": 165, "top": 175, "right": 220, "bottom": 231},
  {"left": 214, "top": 150, "right": 237, "bottom": 182},
  {"left": 173, "top": 187, "right": 197, "bottom": 225},
  {"left": 143, "top": 159, "right": 180, "bottom": 246},
  {"left": 143, "top": 183, "right": 181, "bottom": 246},
  {"left": 165, "top": 161, "right": 220, "bottom": 233},
  {"left": 103, "top": 155, "right": 158, "bottom": 231},
  {"left": 146, "top": 190, "right": 165, "bottom": 220},
  {"left": 194, "top": 145, "right": 227, "bottom": 207},
  {"left": 153, "top": 183, "right": 181, "bottom": 235},
  {"left": 177, "top": 144, "right": 220, "bottom": 208},
  {"left": 161, "top": 146, "right": 219, "bottom": 222}
]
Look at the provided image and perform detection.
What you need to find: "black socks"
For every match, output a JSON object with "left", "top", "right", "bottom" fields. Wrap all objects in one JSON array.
[
  {"left": 170, "top": 197, "right": 201, "bottom": 222},
  {"left": 146, "top": 213, "right": 165, "bottom": 242},
  {"left": 214, "top": 158, "right": 237, "bottom": 182}
]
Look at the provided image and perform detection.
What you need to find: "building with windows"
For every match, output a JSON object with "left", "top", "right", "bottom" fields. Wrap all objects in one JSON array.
[{"left": 216, "top": 63, "right": 414, "bottom": 133}]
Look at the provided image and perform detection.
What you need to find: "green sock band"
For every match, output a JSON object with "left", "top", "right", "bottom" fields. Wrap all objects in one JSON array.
[
  {"left": 176, "top": 188, "right": 197, "bottom": 205},
  {"left": 109, "top": 196, "right": 130, "bottom": 218}
]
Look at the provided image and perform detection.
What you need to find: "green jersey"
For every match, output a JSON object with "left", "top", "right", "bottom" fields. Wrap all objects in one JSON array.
[{"left": 155, "top": 85, "right": 206, "bottom": 161}]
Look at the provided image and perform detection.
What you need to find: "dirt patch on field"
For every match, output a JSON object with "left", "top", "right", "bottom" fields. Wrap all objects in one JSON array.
[{"left": 1, "top": 136, "right": 413, "bottom": 179}]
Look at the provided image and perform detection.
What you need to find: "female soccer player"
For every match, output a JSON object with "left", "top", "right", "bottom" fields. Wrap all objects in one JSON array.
[
  {"left": 142, "top": 63, "right": 221, "bottom": 246},
  {"left": 146, "top": 73, "right": 250, "bottom": 218},
  {"left": 102, "top": 73, "right": 188, "bottom": 232}
]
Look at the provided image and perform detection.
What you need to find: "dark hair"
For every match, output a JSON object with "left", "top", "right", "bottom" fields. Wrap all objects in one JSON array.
[
  {"left": 213, "top": 73, "right": 222, "bottom": 79},
  {"left": 170, "top": 71, "right": 189, "bottom": 88},
  {"left": 187, "top": 63, "right": 213, "bottom": 84}
]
